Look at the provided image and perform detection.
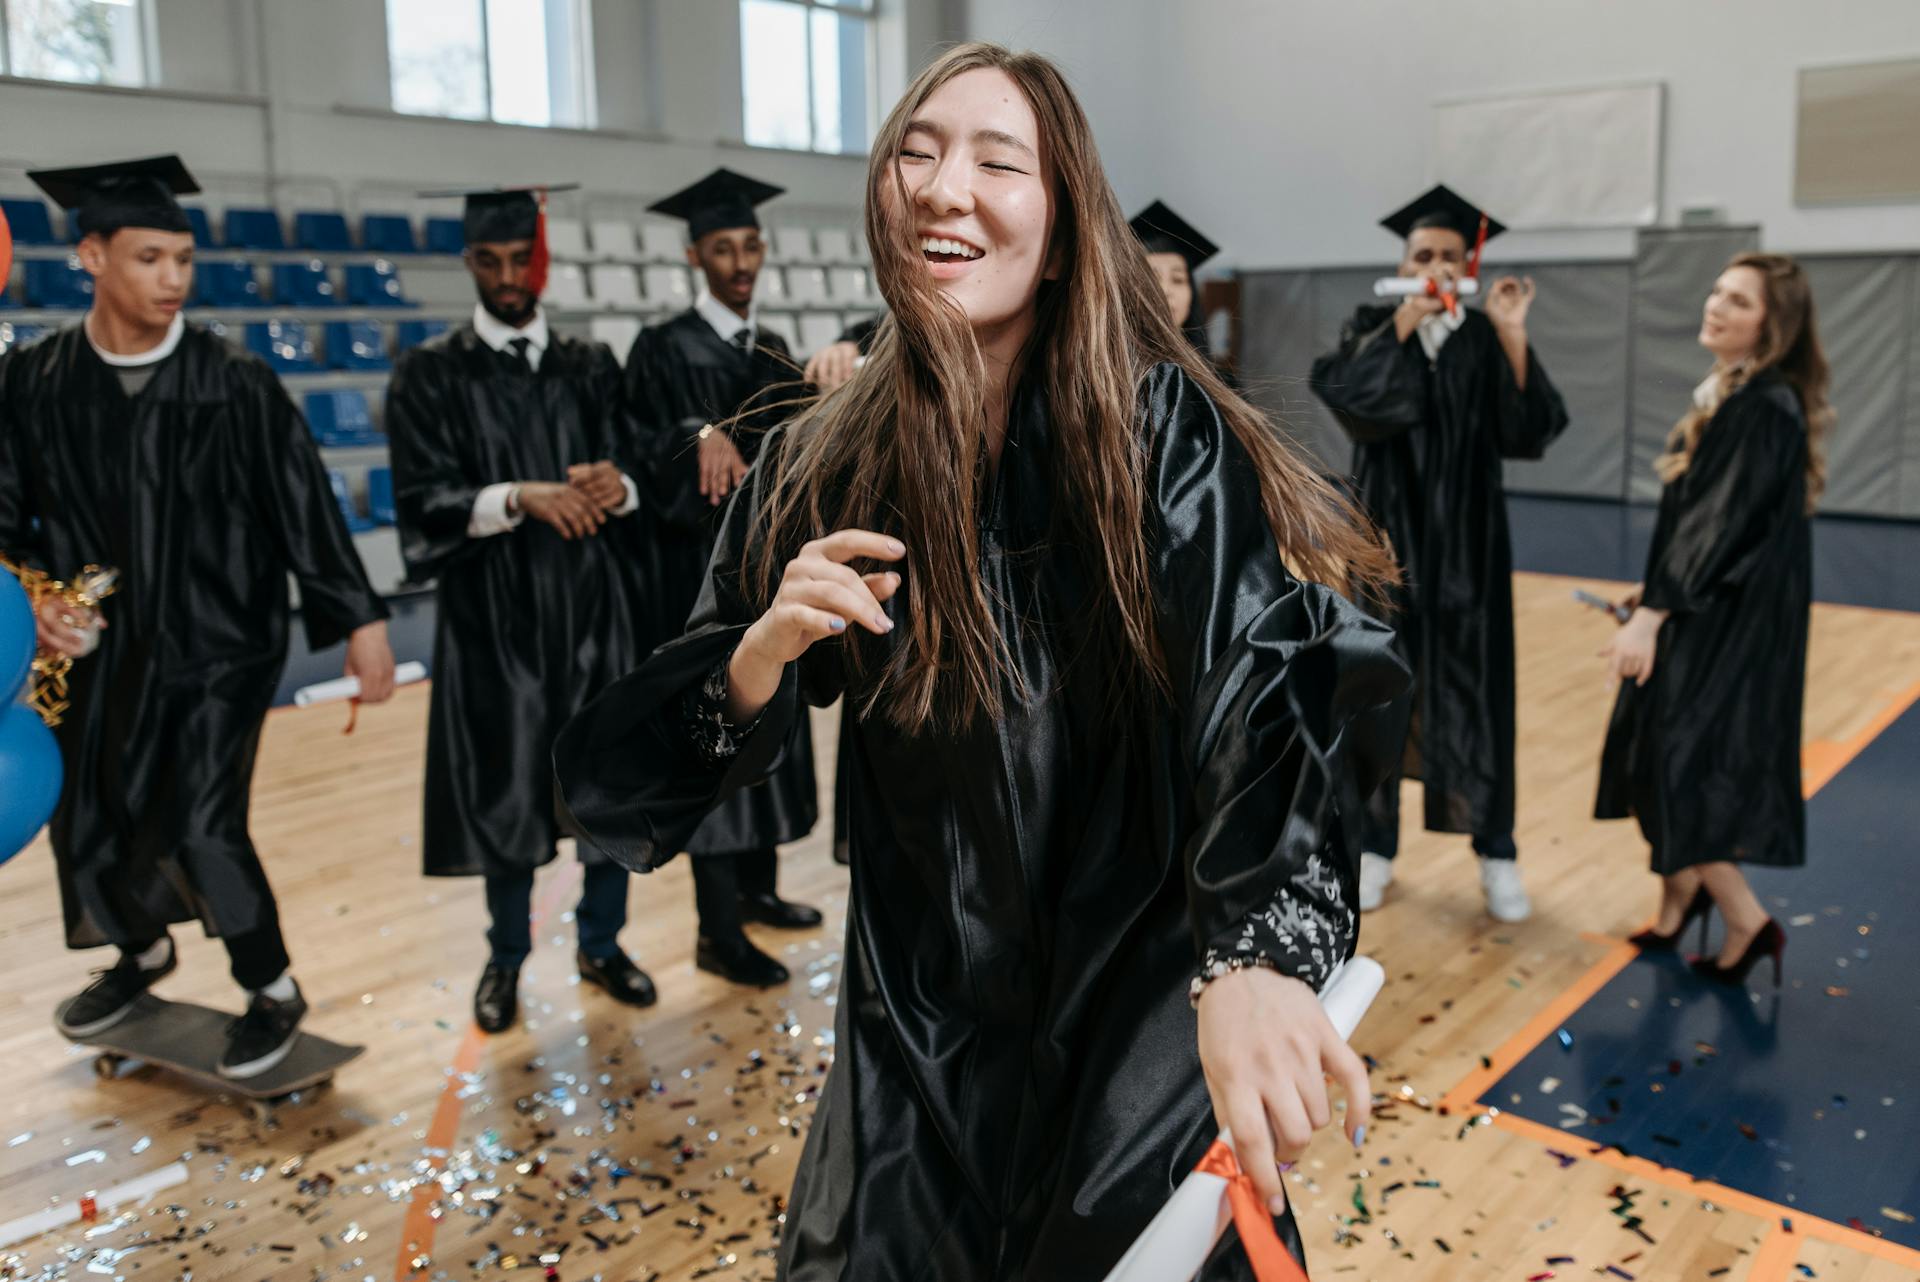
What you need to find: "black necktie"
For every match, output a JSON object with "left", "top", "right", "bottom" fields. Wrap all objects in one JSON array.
[
  {"left": 730, "top": 329, "right": 752, "bottom": 356},
  {"left": 508, "top": 336, "right": 533, "bottom": 371}
]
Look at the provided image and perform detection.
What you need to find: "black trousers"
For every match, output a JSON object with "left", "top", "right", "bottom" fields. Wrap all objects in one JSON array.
[
  {"left": 131, "top": 917, "right": 290, "bottom": 992},
  {"left": 484, "top": 861, "right": 630, "bottom": 967},
  {"left": 690, "top": 847, "right": 777, "bottom": 940},
  {"left": 1359, "top": 778, "right": 1515, "bottom": 861}
]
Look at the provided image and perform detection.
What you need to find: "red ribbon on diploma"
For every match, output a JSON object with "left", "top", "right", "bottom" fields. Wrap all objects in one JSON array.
[{"left": 1193, "top": 1139, "right": 1312, "bottom": 1282}]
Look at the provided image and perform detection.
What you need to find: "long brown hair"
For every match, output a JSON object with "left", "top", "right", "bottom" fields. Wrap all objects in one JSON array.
[
  {"left": 748, "top": 42, "right": 1395, "bottom": 734},
  {"left": 1657, "top": 252, "right": 1833, "bottom": 512}
]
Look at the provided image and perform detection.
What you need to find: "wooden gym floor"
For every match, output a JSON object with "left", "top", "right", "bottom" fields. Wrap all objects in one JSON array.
[{"left": 2, "top": 571, "right": 1917, "bottom": 1282}]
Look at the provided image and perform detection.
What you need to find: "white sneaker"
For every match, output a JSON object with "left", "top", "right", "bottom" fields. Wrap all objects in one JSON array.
[
  {"left": 1479, "top": 857, "right": 1531, "bottom": 922},
  {"left": 1358, "top": 852, "right": 1394, "bottom": 912}
]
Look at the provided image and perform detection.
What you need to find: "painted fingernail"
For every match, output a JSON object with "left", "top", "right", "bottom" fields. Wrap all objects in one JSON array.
[
  {"left": 1277, "top": 1161, "right": 1294, "bottom": 1173},
  {"left": 829, "top": 617, "right": 847, "bottom": 632},
  {"left": 1353, "top": 1126, "right": 1367, "bottom": 1148},
  {"left": 1267, "top": 1195, "right": 1287, "bottom": 1216}
]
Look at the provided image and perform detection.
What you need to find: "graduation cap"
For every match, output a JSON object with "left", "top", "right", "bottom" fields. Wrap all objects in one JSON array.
[
  {"left": 421, "top": 182, "right": 579, "bottom": 298},
  {"left": 649, "top": 168, "right": 783, "bottom": 242},
  {"left": 26, "top": 154, "right": 199, "bottom": 238},
  {"left": 1379, "top": 184, "right": 1506, "bottom": 244},
  {"left": 1130, "top": 201, "right": 1219, "bottom": 272}
]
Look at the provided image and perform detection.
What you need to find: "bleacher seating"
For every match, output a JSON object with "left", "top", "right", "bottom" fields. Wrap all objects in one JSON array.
[
  {"left": 642, "top": 265, "right": 692, "bottom": 310},
  {"left": 294, "top": 211, "right": 353, "bottom": 252},
  {"left": 785, "top": 265, "right": 830, "bottom": 306},
  {"left": 590, "top": 315, "right": 644, "bottom": 364},
  {"left": 367, "top": 466, "right": 397, "bottom": 525},
  {"left": 224, "top": 207, "right": 286, "bottom": 250},
  {"left": 798, "top": 312, "right": 845, "bottom": 355},
  {"left": 183, "top": 207, "right": 215, "bottom": 248},
  {"left": 24, "top": 257, "right": 93, "bottom": 308},
  {"left": 544, "top": 217, "right": 590, "bottom": 260},
  {"left": 760, "top": 312, "right": 799, "bottom": 349},
  {"left": 0, "top": 321, "right": 54, "bottom": 353},
  {"left": 758, "top": 267, "right": 788, "bottom": 303},
  {"left": 543, "top": 262, "right": 591, "bottom": 310},
  {"left": 327, "top": 469, "right": 374, "bottom": 533},
  {"left": 326, "top": 320, "right": 391, "bottom": 371},
  {"left": 396, "top": 318, "right": 450, "bottom": 352},
  {"left": 830, "top": 266, "right": 871, "bottom": 303},
  {"left": 362, "top": 214, "right": 418, "bottom": 254},
  {"left": 272, "top": 260, "right": 338, "bottom": 306},
  {"left": 344, "top": 260, "right": 410, "bottom": 306},
  {"left": 589, "top": 219, "right": 637, "bottom": 260},
  {"left": 587, "top": 264, "right": 643, "bottom": 310},
  {"left": 814, "top": 227, "right": 856, "bottom": 262},
  {"left": 423, "top": 217, "right": 464, "bottom": 255},
  {"left": 772, "top": 227, "right": 817, "bottom": 262},
  {"left": 639, "top": 222, "right": 683, "bottom": 261},
  {"left": 305, "top": 389, "right": 383, "bottom": 446},
  {"left": 195, "top": 260, "right": 263, "bottom": 307},
  {"left": 0, "top": 198, "right": 58, "bottom": 245},
  {"left": 245, "top": 319, "right": 319, "bottom": 372}
]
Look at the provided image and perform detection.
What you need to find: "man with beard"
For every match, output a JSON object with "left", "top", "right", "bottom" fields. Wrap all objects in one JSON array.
[
  {"left": 387, "top": 185, "right": 656, "bottom": 1033},
  {"left": 622, "top": 168, "right": 821, "bottom": 987}
]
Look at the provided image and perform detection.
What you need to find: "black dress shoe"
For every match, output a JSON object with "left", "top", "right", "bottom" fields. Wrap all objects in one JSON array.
[
  {"left": 695, "top": 934, "right": 790, "bottom": 987},
  {"left": 738, "top": 891, "right": 823, "bottom": 929},
  {"left": 577, "top": 948, "right": 658, "bottom": 1007},
  {"left": 473, "top": 962, "right": 521, "bottom": 1034}
]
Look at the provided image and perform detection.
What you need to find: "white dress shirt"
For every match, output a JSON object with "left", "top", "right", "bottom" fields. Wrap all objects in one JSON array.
[
  {"left": 694, "top": 288, "right": 758, "bottom": 352},
  {"left": 465, "top": 303, "right": 639, "bottom": 537}
]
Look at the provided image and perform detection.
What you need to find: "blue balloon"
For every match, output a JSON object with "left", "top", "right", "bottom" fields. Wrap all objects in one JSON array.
[
  {"left": 0, "top": 699, "right": 62, "bottom": 865},
  {"left": 0, "top": 572, "right": 32, "bottom": 703}
]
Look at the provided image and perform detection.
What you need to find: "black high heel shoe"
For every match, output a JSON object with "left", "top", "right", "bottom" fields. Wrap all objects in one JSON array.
[
  {"left": 1690, "top": 918, "right": 1785, "bottom": 987},
  {"left": 1628, "top": 886, "right": 1712, "bottom": 952}
]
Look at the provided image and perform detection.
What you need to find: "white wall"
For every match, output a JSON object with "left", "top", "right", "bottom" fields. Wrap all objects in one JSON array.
[
  {"left": 965, "top": 0, "right": 1920, "bottom": 269},
  {"left": 0, "top": 0, "right": 964, "bottom": 224}
]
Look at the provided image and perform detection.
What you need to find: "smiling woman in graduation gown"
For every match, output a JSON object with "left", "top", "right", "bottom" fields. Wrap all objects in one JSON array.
[{"left": 558, "top": 44, "right": 1408, "bottom": 1281}]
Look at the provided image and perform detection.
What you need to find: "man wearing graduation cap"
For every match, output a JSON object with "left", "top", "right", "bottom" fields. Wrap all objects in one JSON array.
[
  {"left": 619, "top": 167, "right": 820, "bottom": 987},
  {"left": 387, "top": 184, "right": 657, "bottom": 1034},
  {"left": 0, "top": 155, "right": 396, "bottom": 1076},
  {"left": 1310, "top": 185, "right": 1568, "bottom": 922},
  {"left": 1130, "top": 200, "right": 1220, "bottom": 356}
]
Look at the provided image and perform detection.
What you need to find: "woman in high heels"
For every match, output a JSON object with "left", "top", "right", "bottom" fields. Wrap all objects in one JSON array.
[{"left": 1594, "top": 253, "right": 1834, "bottom": 986}]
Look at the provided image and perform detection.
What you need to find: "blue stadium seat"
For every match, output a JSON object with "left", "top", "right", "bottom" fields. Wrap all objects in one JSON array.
[
  {"left": 272, "top": 259, "right": 338, "bottom": 306},
  {"left": 0, "top": 321, "right": 54, "bottom": 353},
  {"left": 1, "top": 198, "right": 59, "bottom": 245},
  {"left": 223, "top": 207, "right": 285, "bottom": 250},
  {"left": 194, "top": 259, "right": 263, "bottom": 307},
  {"left": 327, "top": 469, "right": 375, "bottom": 533},
  {"left": 395, "top": 318, "right": 449, "bottom": 352},
  {"left": 344, "top": 260, "right": 411, "bottom": 307},
  {"left": 24, "top": 257, "right": 93, "bottom": 308},
  {"left": 324, "top": 320, "right": 390, "bottom": 371},
  {"left": 362, "top": 214, "right": 418, "bottom": 254},
  {"left": 294, "top": 211, "right": 352, "bottom": 252},
  {"left": 423, "top": 217, "right": 464, "bottom": 255},
  {"left": 367, "top": 466, "right": 397, "bottom": 525},
  {"left": 182, "top": 207, "right": 215, "bottom": 248},
  {"left": 305, "top": 389, "right": 384, "bottom": 446},
  {"left": 244, "top": 319, "right": 319, "bottom": 372}
]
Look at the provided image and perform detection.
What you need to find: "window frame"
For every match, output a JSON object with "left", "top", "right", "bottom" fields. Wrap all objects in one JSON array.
[
  {"left": 741, "top": 0, "right": 878, "bottom": 156},
  {"left": 0, "top": 0, "right": 156, "bottom": 89},
  {"left": 385, "top": 0, "right": 598, "bottom": 131}
]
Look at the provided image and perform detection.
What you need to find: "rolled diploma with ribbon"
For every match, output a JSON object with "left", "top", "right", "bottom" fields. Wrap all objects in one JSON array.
[
  {"left": 1100, "top": 955, "right": 1386, "bottom": 1282},
  {"left": 1372, "top": 276, "right": 1479, "bottom": 298},
  {"left": 0, "top": 1160, "right": 191, "bottom": 1249},
  {"left": 292, "top": 660, "right": 428, "bottom": 707}
]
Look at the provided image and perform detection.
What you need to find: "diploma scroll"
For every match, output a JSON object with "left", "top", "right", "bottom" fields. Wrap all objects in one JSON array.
[
  {"left": 1101, "top": 956, "right": 1386, "bottom": 1282},
  {"left": 1371, "top": 276, "right": 1480, "bottom": 299},
  {"left": 0, "top": 1160, "right": 190, "bottom": 1249},
  {"left": 292, "top": 660, "right": 428, "bottom": 707}
]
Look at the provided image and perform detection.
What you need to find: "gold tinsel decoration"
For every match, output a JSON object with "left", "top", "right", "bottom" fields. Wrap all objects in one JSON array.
[{"left": 1, "top": 555, "right": 117, "bottom": 728}]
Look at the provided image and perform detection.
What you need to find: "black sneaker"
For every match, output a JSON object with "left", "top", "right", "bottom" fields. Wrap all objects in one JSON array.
[
  {"left": 218, "top": 982, "right": 308, "bottom": 1080},
  {"left": 58, "top": 947, "right": 178, "bottom": 1038}
]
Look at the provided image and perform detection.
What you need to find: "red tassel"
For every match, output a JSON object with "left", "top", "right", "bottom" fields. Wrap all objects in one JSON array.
[
  {"left": 526, "top": 190, "right": 551, "bottom": 299},
  {"left": 1194, "top": 1140, "right": 1313, "bottom": 1282}
]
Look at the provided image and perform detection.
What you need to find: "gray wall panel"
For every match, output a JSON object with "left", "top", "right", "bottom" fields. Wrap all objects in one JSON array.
[
  {"left": 1801, "top": 256, "right": 1911, "bottom": 516},
  {"left": 1236, "top": 271, "right": 1339, "bottom": 466},
  {"left": 1627, "top": 227, "right": 1761, "bottom": 502},
  {"left": 1498, "top": 261, "right": 1633, "bottom": 498},
  {"left": 1905, "top": 261, "right": 1920, "bottom": 517}
]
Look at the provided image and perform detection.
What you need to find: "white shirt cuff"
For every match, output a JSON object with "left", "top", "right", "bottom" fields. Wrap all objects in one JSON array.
[
  {"left": 612, "top": 473, "right": 640, "bottom": 517},
  {"left": 468, "top": 482, "right": 526, "bottom": 537}
]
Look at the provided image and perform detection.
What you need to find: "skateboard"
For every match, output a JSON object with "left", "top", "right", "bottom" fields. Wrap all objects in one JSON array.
[{"left": 53, "top": 993, "right": 363, "bottom": 1124}]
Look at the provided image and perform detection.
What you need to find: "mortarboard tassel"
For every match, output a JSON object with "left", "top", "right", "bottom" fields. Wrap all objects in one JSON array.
[{"left": 527, "top": 189, "right": 552, "bottom": 299}]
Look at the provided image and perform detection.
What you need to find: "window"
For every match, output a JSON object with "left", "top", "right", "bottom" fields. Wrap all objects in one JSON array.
[
  {"left": 741, "top": 0, "right": 874, "bottom": 155},
  {"left": 0, "top": 0, "right": 150, "bottom": 87},
  {"left": 386, "top": 0, "right": 595, "bottom": 129}
]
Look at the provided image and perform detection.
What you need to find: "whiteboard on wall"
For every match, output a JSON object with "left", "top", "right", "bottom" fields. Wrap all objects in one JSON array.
[{"left": 1432, "top": 83, "right": 1663, "bottom": 229}]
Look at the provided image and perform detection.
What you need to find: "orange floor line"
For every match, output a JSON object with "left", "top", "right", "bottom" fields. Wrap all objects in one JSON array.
[
  {"left": 1746, "top": 1223, "right": 1801, "bottom": 1282},
  {"left": 393, "top": 859, "right": 584, "bottom": 1280},
  {"left": 1800, "top": 678, "right": 1920, "bottom": 796}
]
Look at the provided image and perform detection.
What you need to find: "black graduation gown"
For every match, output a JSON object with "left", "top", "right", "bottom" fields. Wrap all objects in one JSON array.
[
  {"left": 1595, "top": 373, "right": 1811, "bottom": 873},
  {"left": 553, "top": 365, "right": 1409, "bottom": 1280},
  {"left": 386, "top": 326, "right": 648, "bottom": 877},
  {"left": 1310, "top": 305, "right": 1568, "bottom": 836},
  {"left": 622, "top": 309, "right": 816, "bottom": 856},
  {"left": 0, "top": 324, "right": 387, "bottom": 948}
]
